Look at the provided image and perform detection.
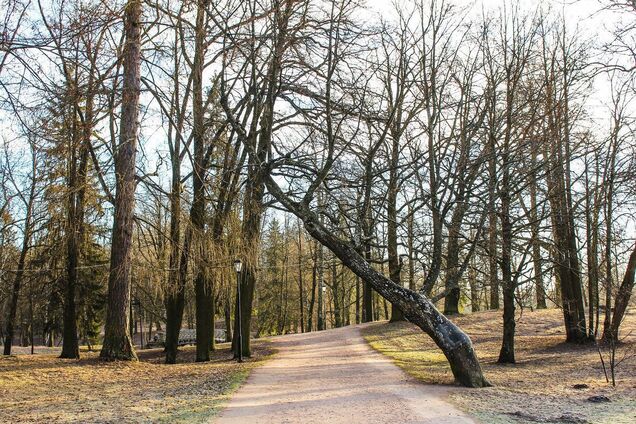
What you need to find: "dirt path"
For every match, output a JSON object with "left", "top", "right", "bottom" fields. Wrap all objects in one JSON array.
[{"left": 215, "top": 325, "right": 475, "bottom": 423}]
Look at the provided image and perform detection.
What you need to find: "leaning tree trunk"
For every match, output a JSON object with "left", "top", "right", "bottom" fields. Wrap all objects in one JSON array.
[
  {"left": 100, "top": 0, "right": 142, "bottom": 361},
  {"left": 265, "top": 179, "right": 490, "bottom": 388}
]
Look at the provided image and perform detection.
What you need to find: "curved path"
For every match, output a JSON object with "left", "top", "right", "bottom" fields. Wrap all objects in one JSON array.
[{"left": 215, "top": 325, "right": 476, "bottom": 423}]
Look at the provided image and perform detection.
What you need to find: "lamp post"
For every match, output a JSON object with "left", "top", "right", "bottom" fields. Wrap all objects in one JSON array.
[{"left": 233, "top": 259, "right": 243, "bottom": 363}]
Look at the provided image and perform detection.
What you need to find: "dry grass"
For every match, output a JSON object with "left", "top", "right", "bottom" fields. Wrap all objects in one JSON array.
[
  {"left": 0, "top": 341, "right": 274, "bottom": 423},
  {"left": 362, "top": 309, "right": 636, "bottom": 423}
]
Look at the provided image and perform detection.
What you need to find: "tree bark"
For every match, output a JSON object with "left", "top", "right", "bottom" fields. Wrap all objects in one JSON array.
[
  {"left": 488, "top": 130, "right": 499, "bottom": 310},
  {"left": 601, "top": 138, "right": 619, "bottom": 342},
  {"left": 307, "top": 241, "right": 317, "bottom": 332},
  {"left": 165, "top": 228, "right": 189, "bottom": 364},
  {"left": 584, "top": 157, "right": 600, "bottom": 337},
  {"left": 542, "top": 54, "right": 587, "bottom": 343},
  {"left": 360, "top": 155, "right": 375, "bottom": 323},
  {"left": 3, "top": 191, "right": 33, "bottom": 355},
  {"left": 61, "top": 79, "right": 93, "bottom": 359},
  {"left": 387, "top": 130, "right": 404, "bottom": 322},
  {"left": 605, "top": 245, "right": 636, "bottom": 342},
  {"left": 298, "top": 219, "right": 305, "bottom": 333},
  {"left": 100, "top": 0, "right": 142, "bottom": 361},
  {"left": 498, "top": 80, "right": 515, "bottom": 363},
  {"left": 264, "top": 179, "right": 490, "bottom": 388},
  {"left": 530, "top": 144, "right": 547, "bottom": 310},
  {"left": 224, "top": 287, "right": 233, "bottom": 342},
  {"left": 317, "top": 239, "right": 325, "bottom": 330},
  {"left": 192, "top": 0, "right": 214, "bottom": 363},
  {"left": 61, "top": 143, "right": 88, "bottom": 359}
]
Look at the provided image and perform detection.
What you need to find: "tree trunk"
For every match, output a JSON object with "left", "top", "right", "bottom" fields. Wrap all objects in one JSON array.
[
  {"left": 387, "top": 129, "right": 404, "bottom": 322},
  {"left": 469, "top": 261, "right": 480, "bottom": 313},
  {"left": 443, "top": 205, "right": 467, "bottom": 315},
  {"left": 60, "top": 149, "right": 85, "bottom": 359},
  {"left": 224, "top": 289, "right": 233, "bottom": 343},
  {"left": 298, "top": 220, "right": 305, "bottom": 333},
  {"left": 584, "top": 158, "right": 600, "bottom": 337},
  {"left": 488, "top": 133, "right": 499, "bottom": 310},
  {"left": 317, "top": 241, "right": 325, "bottom": 330},
  {"left": 165, "top": 228, "right": 189, "bottom": 364},
  {"left": 543, "top": 65, "right": 587, "bottom": 343},
  {"left": 530, "top": 144, "right": 547, "bottom": 310},
  {"left": 163, "top": 11, "right": 188, "bottom": 362},
  {"left": 360, "top": 159, "right": 374, "bottom": 323},
  {"left": 231, "top": 0, "right": 291, "bottom": 355},
  {"left": 332, "top": 258, "right": 342, "bottom": 328},
  {"left": 61, "top": 87, "right": 93, "bottom": 359},
  {"left": 3, "top": 144, "right": 37, "bottom": 356},
  {"left": 601, "top": 145, "right": 617, "bottom": 342},
  {"left": 307, "top": 242, "right": 317, "bottom": 331},
  {"left": 265, "top": 179, "right": 490, "bottom": 388},
  {"left": 231, "top": 148, "right": 265, "bottom": 356},
  {"left": 100, "top": 0, "right": 142, "bottom": 361},
  {"left": 233, "top": 266, "right": 256, "bottom": 356},
  {"left": 605, "top": 245, "right": 636, "bottom": 342},
  {"left": 192, "top": 0, "right": 214, "bottom": 363},
  {"left": 407, "top": 208, "right": 416, "bottom": 292},
  {"left": 361, "top": 241, "right": 373, "bottom": 323},
  {"left": 3, "top": 230, "right": 30, "bottom": 356},
  {"left": 422, "top": 126, "right": 443, "bottom": 296},
  {"left": 195, "top": 271, "right": 214, "bottom": 361},
  {"left": 309, "top": 214, "right": 488, "bottom": 386}
]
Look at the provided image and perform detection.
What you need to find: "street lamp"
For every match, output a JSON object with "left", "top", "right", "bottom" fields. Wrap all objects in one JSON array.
[{"left": 233, "top": 259, "right": 243, "bottom": 363}]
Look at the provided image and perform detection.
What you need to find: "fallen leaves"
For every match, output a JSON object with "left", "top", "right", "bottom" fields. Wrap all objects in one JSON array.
[
  {"left": 0, "top": 341, "right": 274, "bottom": 423},
  {"left": 361, "top": 308, "right": 636, "bottom": 423}
]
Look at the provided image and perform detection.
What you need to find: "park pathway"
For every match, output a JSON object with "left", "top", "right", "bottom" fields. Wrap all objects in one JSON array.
[{"left": 215, "top": 324, "right": 476, "bottom": 423}]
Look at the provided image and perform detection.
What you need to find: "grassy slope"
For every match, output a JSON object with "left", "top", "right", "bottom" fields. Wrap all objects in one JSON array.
[
  {"left": 0, "top": 341, "right": 274, "bottom": 423},
  {"left": 362, "top": 309, "right": 636, "bottom": 424}
]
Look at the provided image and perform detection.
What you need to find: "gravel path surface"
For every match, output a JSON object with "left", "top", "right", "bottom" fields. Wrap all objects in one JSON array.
[{"left": 215, "top": 324, "right": 476, "bottom": 423}]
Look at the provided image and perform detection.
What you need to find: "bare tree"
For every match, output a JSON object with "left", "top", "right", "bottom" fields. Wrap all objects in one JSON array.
[
  {"left": 100, "top": 0, "right": 143, "bottom": 361},
  {"left": 2, "top": 138, "right": 41, "bottom": 355}
]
